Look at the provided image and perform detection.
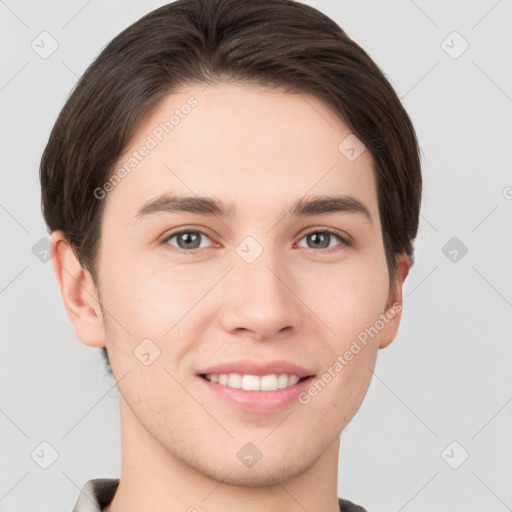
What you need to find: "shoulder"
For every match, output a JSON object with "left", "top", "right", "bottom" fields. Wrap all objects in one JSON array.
[
  {"left": 338, "top": 497, "right": 368, "bottom": 512},
  {"left": 71, "top": 478, "right": 119, "bottom": 512}
]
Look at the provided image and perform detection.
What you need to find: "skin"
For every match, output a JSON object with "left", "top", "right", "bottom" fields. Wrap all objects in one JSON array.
[{"left": 51, "top": 82, "right": 409, "bottom": 512}]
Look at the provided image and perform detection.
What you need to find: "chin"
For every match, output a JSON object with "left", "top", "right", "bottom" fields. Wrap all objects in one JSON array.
[
  {"left": 192, "top": 446, "right": 315, "bottom": 488},
  {"left": 206, "top": 462, "right": 310, "bottom": 488}
]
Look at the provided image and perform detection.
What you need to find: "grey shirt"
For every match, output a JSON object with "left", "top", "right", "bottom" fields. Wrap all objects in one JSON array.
[{"left": 72, "top": 478, "right": 368, "bottom": 512}]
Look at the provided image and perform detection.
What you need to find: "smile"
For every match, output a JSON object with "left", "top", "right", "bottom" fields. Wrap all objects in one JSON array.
[{"left": 201, "top": 373, "right": 309, "bottom": 391}]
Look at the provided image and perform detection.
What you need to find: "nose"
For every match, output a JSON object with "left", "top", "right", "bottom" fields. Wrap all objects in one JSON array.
[{"left": 218, "top": 250, "right": 303, "bottom": 341}]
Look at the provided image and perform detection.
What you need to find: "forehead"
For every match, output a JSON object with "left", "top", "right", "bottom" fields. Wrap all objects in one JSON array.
[{"left": 101, "top": 82, "right": 379, "bottom": 226}]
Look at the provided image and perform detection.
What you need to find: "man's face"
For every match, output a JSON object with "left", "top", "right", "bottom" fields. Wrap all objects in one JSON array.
[{"left": 88, "top": 82, "right": 404, "bottom": 485}]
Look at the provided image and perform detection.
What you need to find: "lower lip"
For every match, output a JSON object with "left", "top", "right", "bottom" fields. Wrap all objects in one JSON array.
[{"left": 197, "top": 375, "right": 315, "bottom": 414}]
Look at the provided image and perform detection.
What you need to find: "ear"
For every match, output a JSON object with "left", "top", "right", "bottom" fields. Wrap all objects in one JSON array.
[
  {"left": 378, "top": 251, "right": 411, "bottom": 350},
  {"left": 50, "top": 230, "right": 107, "bottom": 348}
]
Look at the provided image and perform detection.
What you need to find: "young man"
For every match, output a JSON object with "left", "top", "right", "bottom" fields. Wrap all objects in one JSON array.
[{"left": 40, "top": 0, "right": 422, "bottom": 510}]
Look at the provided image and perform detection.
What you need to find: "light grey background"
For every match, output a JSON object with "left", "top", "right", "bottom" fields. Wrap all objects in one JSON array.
[{"left": 1, "top": 1, "right": 511, "bottom": 511}]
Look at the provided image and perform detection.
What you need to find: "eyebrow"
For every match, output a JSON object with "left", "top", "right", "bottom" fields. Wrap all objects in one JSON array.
[{"left": 134, "top": 193, "right": 372, "bottom": 225}]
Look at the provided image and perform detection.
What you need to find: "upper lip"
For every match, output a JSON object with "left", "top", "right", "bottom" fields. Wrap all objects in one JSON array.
[{"left": 197, "top": 360, "right": 315, "bottom": 378}]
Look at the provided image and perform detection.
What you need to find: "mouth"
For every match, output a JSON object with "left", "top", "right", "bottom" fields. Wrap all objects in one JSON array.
[
  {"left": 198, "top": 373, "right": 312, "bottom": 391},
  {"left": 195, "top": 363, "right": 316, "bottom": 413}
]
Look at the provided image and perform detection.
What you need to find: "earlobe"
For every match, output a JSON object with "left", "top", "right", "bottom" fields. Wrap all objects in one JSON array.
[
  {"left": 50, "top": 231, "right": 106, "bottom": 348},
  {"left": 378, "top": 252, "right": 411, "bottom": 349}
]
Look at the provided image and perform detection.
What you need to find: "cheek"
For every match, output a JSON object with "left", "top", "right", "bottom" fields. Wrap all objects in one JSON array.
[
  {"left": 99, "top": 256, "right": 218, "bottom": 382},
  {"left": 100, "top": 251, "right": 202, "bottom": 332},
  {"left": 313, "top": 257, "right": 387, "bottom": 411},
  {"left": 305, "top": 256, "right": 389, "bottom": 344}
]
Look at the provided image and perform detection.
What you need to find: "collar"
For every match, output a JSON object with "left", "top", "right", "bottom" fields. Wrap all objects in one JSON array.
[
  {"left": 72, "top": 479, "right": 119, "bottom": 512},
  {"left": 71, "top": 478, "right": 366, "bottom": 512}
]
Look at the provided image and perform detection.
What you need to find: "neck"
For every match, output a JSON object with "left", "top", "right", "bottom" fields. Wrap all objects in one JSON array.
[{"left": 104, "top": 396, "right": 342, "bottom": 512}]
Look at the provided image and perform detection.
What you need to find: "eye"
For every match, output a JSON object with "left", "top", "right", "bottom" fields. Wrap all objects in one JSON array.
[
  {"left": 163, "top": 229, "right": 214, "bottom": 254},
  {"left": 162, "top": 227, "right": 352, "bottom": 256},
  {"left": 296, "top": 229, "right": 351, "bottom": 252}
]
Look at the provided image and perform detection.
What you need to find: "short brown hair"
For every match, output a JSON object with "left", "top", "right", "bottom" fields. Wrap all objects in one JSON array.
[{"left": 40, "top": 0, "right": 422, "bottom": 374}]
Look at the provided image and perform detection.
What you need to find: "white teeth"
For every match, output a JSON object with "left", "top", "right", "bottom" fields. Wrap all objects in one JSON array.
[
  {"left": 204, "top": 373, "right": 304, "bottom": 390},
  {"left": 228, "top": 374, "right": 242, "bottom": 388},
  {"left": 260, "top": 374, "right": 277, "bottom": 391},
  {"left": 277, "top": 374, "right": 289, "bottom": 388}
]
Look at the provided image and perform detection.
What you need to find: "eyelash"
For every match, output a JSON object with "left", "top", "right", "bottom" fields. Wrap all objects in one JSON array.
[{"left": 162, "top": 228, "right": 352, "bottom": 256}]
